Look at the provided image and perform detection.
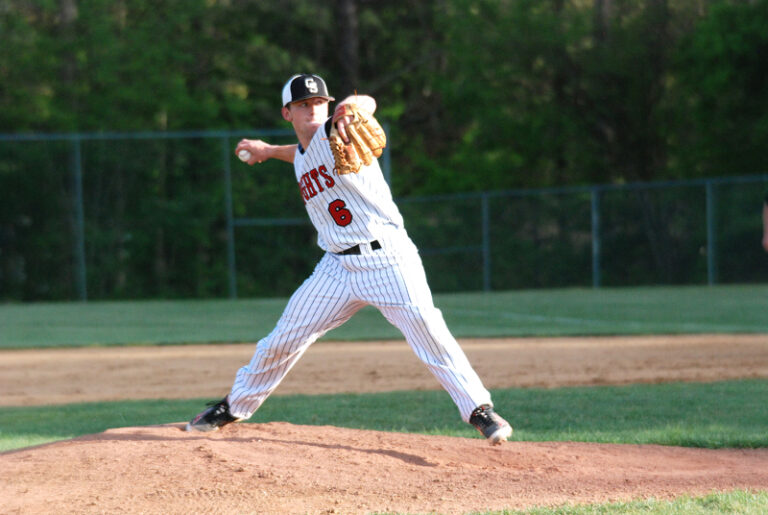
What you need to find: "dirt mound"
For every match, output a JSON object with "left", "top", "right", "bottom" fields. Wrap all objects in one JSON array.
[
  {"left": 3, "top": 335, "right": 768, "bottom": 513},
  {"left": 2, "top": 422, "right": 768, "bottom": 514}
]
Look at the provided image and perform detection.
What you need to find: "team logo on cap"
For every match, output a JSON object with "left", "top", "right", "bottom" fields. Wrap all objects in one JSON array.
[{"left": 282, "top": 73, "right": 333, "bottom": 106}]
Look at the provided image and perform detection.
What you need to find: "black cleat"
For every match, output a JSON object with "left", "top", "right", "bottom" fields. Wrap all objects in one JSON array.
[
  {"left": 469, "top": 404, "right": 513, "bottom": 445},
  {"left": 185, "top": 397, "right": 242, "bottom": 432}
]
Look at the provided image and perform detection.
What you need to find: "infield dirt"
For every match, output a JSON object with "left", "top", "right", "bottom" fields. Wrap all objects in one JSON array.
[{"left": 1, "top": 334, "right": 767, "bottom": 514}]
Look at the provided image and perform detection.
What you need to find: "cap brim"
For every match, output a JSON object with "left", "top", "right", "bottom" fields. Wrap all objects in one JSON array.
[{"left": 285, "top": 95, "right": 335, "bottom": 107}]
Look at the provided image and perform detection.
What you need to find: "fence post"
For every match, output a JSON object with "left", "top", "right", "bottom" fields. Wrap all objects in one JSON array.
[
  {"left": 223, "top": 137, "right": 238, "bottom": 299},
  {"left": 481, "top": 193, "right": 491, "bottom": 291},
  {"left": 70, "top": 136, "right": 87, "bottom": 301},
  {"left": 706, "top": 180, "right": 717, "bottom": 285},
  {"left": 591, "top": 187, "right": 601, "bottom": 288}
]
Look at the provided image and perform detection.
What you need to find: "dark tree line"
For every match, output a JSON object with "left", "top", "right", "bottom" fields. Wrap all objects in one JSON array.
[
  {"left": 1, "top": 0, "right": 766, "bottom": 300},
  {"left": 3, "top": 1, "right": 766, "bottom": 187}
]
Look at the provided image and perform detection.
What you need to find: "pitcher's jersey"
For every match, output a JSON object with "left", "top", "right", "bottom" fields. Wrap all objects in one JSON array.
[{"left": 293, "top": 119, "right": 404, "bottom": 253}]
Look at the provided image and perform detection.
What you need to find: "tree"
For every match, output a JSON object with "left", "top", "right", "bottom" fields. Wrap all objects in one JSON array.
[{"left": 669, "top": 0, "right": 768, "bottom": 177}]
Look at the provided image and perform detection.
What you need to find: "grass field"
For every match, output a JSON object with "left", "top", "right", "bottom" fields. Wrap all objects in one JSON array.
[
  {"left": 1, "top": 380, "right": 767, "bottom": 452},
  {"left": 2, "top": 284, "right": 767, "bottom": 348},
  {"left": 513, "top": 491, "right": 768, "bottom": 514},
  {"left": 2, "top": 285, "right": 767, "bottom": 514}
]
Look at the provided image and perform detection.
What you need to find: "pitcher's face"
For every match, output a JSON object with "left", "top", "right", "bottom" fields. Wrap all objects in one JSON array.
[{"left": 283, "top": 97, "right": 330, "bottom": 140}]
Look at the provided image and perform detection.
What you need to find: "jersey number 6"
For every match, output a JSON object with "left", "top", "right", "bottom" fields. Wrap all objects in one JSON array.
[{"left": 328, "top": 199, "right": 353, "bottom": 227}]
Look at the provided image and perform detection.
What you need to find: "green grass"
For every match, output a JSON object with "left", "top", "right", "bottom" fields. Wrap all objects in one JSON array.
[
  {"left": 2, "top": 379, "right": 766, "bottom": 453},
  {"left": 2, "top": 286, "right": 767, "bottom": 513},
  {"left": 484, "top": 490, "right": 768, "bottom": 514},
  {"left": 2, "top": 284, "right": 767, "bottom": 348},
  {"left": 432, "top": 284, "right": 768, "bottom": 336}
]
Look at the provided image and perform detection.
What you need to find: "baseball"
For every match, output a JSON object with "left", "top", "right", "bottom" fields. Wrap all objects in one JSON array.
[{"left": 238, "top": 150, "right": 252, "bottom": 162}]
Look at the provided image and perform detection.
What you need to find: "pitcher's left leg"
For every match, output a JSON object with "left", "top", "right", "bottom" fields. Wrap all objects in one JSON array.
[
  {"left": 380, "top": 300, "right": 492, "bottom": 422},
  {"left": 355, "top": 250, "right": 492, "bottom": 422},
  {"left": 373, "top": 264, "right": 512, "bottom": 443}
]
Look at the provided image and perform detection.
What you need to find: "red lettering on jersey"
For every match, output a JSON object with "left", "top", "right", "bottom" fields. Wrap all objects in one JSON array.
[
  {"left": 298, "top": 173, "right": 310, "bottom": 202},
  {"left": 303, "top": 173, "right": 317, "bottom": 198},
  {"left": 318, "top": 165, "right": 335, "bottom": 188},
  {"left": 298, "top": 165, "right": 336, "bottom": 203},
  {"left": 298, "top": 182, "right": 307, "bottom": 204},
  {"left": 309, "top": 168, "right": 325, "bottom": 193}
]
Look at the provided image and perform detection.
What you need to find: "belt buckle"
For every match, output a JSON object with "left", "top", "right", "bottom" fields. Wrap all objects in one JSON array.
[{"left": 360, "top": 240, "right": 381, "bottom": 254}]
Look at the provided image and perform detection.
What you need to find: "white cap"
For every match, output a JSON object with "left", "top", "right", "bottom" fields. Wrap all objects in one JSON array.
[{"left": 281, "top": 74, "right": 334, "bottom": 107}]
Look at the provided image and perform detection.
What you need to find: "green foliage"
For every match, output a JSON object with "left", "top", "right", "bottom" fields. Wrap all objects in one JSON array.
[
  {"left": 0, "top": 0, "right": 308, "bottom": 132},
  {"left": 669, "top": 0, "right": 768, "bottom": 178},
  {"left": 4, "top": 1, "right": 766, "bottom": 181},
  {"left": 438, "top": 0, "right": 595, "bottom": 190},
  {"left": 2, "top": 1, "right": 768, "bottom": 300}
]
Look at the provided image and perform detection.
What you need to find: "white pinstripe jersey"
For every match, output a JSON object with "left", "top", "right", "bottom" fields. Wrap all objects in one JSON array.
[{"left": 293, "top": 119, "right": 404, "bottom": 253}]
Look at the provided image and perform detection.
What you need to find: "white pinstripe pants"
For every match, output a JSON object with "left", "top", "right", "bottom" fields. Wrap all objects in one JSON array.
[{"left": 228, "top": 233, "right": 493, "bottom": 423}]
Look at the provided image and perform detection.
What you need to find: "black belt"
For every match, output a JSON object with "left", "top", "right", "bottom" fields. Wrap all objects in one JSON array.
[{"left": 337, "top": 240, "right": 381, "bottom": 255}]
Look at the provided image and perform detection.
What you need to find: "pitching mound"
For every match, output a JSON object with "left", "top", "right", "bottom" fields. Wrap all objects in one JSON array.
[{"left": 3, "top": 422, "right": 768, "bottom": 514}]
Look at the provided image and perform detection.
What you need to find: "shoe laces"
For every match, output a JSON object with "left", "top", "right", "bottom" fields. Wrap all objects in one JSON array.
[
  {"left": 471, "top": 404, "right": 496, "bottom": 425},
  {"left": 207, "top": 398, "right": 230, "bottom": 414}
]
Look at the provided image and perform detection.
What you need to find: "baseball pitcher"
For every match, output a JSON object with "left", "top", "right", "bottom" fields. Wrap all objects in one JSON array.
[{"left": 186, "top": 74, "right": 512, "bottom": 445}]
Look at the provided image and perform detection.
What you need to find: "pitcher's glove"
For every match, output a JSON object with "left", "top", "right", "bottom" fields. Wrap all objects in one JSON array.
[{"left": 329, "top": 104, "right": 386, "bottom": 175}]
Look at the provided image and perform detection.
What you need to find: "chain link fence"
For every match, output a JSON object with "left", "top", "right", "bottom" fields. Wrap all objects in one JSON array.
[
  {"left": 1, "top": 131, "right": 766, "bottom": 301},
  {"left": 401, "top": 177, "right": 768, "bottom": 292}
]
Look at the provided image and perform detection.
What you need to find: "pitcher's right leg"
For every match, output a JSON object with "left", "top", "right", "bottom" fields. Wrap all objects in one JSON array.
[
  {"left": 228, "top": 264, "right": 363, "bottom": 419},
  {"left": 187, "top": 255, "right": 362, "bottom": 431}
]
